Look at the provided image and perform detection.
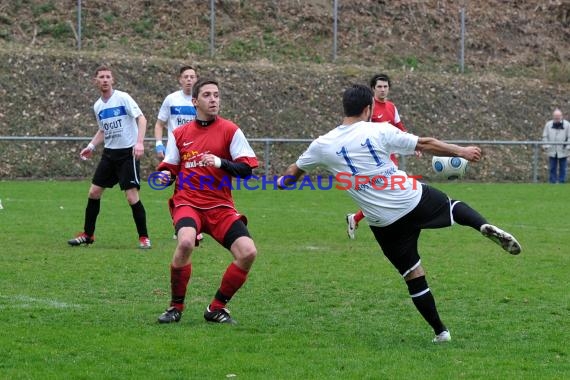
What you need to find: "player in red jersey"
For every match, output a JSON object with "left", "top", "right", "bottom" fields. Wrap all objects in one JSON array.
[
  {"left": 346, "top": 73, "right": 408, "bottom": 239},
  {"left": 156, "top": 78, "right": 259, "bottom": 325}
]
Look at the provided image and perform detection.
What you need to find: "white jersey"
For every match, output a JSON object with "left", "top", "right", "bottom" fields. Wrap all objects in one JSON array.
[
  {"left": 296, "top": 121, "right": 422, "bottom": 227},
  {"left": 93, "top": 90, "right": 143, "bottom": 149},
  {"left": 157, "top": 90, "right": 196, "bottom": 139}
]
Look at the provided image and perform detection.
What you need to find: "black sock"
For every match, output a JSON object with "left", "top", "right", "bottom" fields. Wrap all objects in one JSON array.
[
  {"left": 130, "top": 200, "right": 148, "bottom": 237},
  {"left": 84, "top": 198, "right": 100, "bottom": 236},
  {"left": 451, "top": 200, "right": 488, "bottom": 231},
  {"left": 407, "top": 276, "right": 446, "bottom": 334}
]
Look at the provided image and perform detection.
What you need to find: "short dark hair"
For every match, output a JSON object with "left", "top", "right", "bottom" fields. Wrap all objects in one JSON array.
[
  {"left": 94, "top": 65, "right": 112, "bottom": 76},
  {"left": 192, "top": 78, "right": 219, "bottom": 99},
  {"left": 179, "top": 65, "right": 197, "bottom": 76},
  {"left": 370, "top": 73, "right": 391, "bottom": 88},
  {"left": 343, "top": 84, "right": 373, "bottom": 117}
]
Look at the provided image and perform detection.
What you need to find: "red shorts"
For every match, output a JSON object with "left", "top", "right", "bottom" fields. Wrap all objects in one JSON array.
[{"left": 171, "top": 204, "right": 248, "bottom": 245}]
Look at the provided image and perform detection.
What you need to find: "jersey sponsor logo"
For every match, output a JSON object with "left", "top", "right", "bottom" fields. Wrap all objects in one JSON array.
[
  {"left": 184, "top": 160, "right": 208, "bottom": 168},
  {"left": 181, "top": 150, "right": 200, "bottom": 161},
  {"left": 98, "top": 106, "right": 127, "bottom": 121},
  {"left": 102, "top": 119, "right": 123, "bottom": 131},
  {"left": 176, "top": 116, "right": 195, "bottom": 126},
  {"left": 170, "top": 106, "right": 196, "bottom": 116},
  {"left": 183, "top": 141, "right": 193, "bottom": 147}
]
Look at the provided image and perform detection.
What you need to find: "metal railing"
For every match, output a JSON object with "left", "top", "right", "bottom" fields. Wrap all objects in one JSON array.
[{"left": 0, "top": 136, "right": 562, "bottom": 182}]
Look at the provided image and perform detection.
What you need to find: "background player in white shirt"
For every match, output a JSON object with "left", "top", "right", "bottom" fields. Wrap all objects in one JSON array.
[
  {"left": 277, "top": 84, "right": 521, "bottom": 343},
  {"left": 154, "top": 65, "right": 201, "bottom": 240},
  {"left": 68, "top": 65, "right": 151, "bottom": 249},
  {"left": 154, "top": 65, "right": 198, "bottom": 159}
]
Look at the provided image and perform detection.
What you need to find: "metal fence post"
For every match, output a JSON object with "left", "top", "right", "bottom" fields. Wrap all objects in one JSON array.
[
  {"left": 532, "top": 142, "right": 539, "bottom": 183},
  {"left": 77, "top": 0, "right": 82, "bottom": 50},
  {"left": 459, "top": 7, "right": 465, "bottom": 73},
  {"left": 264, "top": 140, "right": 271, "bottom": 174},
  {"left": 210, "top": 0, "right": 215, "bottom": 58},
  {"left": 332, "top": 0, "right": 338, "bottom": 61}
]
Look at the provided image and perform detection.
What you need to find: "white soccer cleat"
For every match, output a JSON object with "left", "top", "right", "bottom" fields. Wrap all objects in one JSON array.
[
  {"left": 480, "top": 224, "right": 521, "bottom": 255},
  {"left": 139, "top": 236, "right": 152, "bottom": 249},
  {"left": 346, "top": 213, "right": 357, "bottom": 239},
  {"left": 432, "top": 330, "right": 451, "bottom": 343}
]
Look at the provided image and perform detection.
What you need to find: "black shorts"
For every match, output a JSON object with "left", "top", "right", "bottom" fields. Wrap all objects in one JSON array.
[
  {"left": 92, "top": 147, "right": 140, "bottom": 190},
  {"left": 370, "top": 184, "right": 452, "bottom": 277}
]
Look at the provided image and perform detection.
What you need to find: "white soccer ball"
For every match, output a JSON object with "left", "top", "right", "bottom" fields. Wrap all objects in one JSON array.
[{"left": 431, "top": 156, "right": 468, "bottom": 180}]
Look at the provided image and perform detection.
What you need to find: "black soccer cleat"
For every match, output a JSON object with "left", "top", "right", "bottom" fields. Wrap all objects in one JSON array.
[
  {"left": 204, "top": 306, "right": 237, "bottom": 324},
  {"left": 68, "top": 233, "right": 95, "bottom": 246},
  {"left": 157, "top": 306, "right": 182, "bottom": 324}
]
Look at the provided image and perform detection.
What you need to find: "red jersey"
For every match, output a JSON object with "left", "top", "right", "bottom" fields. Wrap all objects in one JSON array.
[
  {"left": 371, "top": 98, "right": 407, "bottom": 165},
  {"left": 158, "top": 117, "right": 258, "bottom": 210},
  {"left": 371, "top": 98, "right": 406, "bottom": 132}
]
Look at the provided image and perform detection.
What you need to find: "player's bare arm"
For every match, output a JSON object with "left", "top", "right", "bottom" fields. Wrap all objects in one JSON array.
[
  {"left": 133, "top": 114, "right": 147, "bottom": 159},
  {"left": 277, "top": 163, "right": 306, "bottom": 189},
  {"left": 80, "top": 130, "right": 105, "bottom": 160},
  {"left": 154, "top": 119, "right": 167, "bottom": 158},
  {"left": 416, "top": 137, "right": 481, "bottom": 162}
]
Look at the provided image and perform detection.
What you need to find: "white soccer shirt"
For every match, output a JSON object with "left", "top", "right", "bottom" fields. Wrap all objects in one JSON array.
[
  {"left": 93, "top": 90, "right": 143, "bottom": 149},
  {"left": 296, "top": 121, "right": 423, "bottom": 227},
  {"left": 157, "top": 90, "right": 196, "bottom": 138}
]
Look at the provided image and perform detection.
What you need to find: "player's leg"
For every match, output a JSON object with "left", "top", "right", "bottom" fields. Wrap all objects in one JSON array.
[
  {"left": 83, "top": 184, "right": 105, "bottom": 236},
  {"left": 157, "top": 211, "right": 201, "bottom": 324},
  {"left": 405, "top": 266, "right": 451, "bottom": 343},
  {"left": 68, "top": 155, "right": 111, "bottom": 246},
  {"left": 205, "top": 211, "right": 256, "bottom": 324},
  {"left": 371, "top": 225, "right": 449, "bottom": 343},
  {"left": 413, "top": 184, "right": 522, "bottom": 255},
  {"left": 119, "top": 155, "right": 150, "bottom": 248}
]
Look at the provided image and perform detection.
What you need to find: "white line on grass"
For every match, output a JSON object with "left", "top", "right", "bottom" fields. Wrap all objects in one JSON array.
[{"left": 0, "top": 295, "right": 82, "bottom": 309}]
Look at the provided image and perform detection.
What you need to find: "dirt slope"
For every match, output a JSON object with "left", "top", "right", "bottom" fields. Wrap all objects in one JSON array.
[{"left": 1, "top": 1, "right": 569, "bottom": 181}]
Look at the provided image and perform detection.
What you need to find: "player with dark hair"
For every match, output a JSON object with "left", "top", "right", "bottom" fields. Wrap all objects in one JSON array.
[
  {"left": 346, "top": 73, "right": 408, "bottom": 239},
  {"left": 68, "top": 65, "right": 151, "bottom": 249},
  {"left": 156, "top": 78, "right": 259, "bottom": 324},
  {"left": 277, "top": 83, "right": 522, "bottom": 343}
]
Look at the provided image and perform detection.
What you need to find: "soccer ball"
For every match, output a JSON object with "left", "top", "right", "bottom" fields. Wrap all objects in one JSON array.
[{"left": 431, "top": 156, "right": 468, "bottom": 180}]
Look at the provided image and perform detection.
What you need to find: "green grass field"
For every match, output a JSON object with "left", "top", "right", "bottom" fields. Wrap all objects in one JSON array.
[{"left": 0, "top": 180, "right": 568, "bottom": 379}]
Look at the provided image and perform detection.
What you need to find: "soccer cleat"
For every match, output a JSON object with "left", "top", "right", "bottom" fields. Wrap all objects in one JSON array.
[
  {"left": 346, "top": 213, "right": 357, "bottom": 239},
  {"left": 157, "top": 306, "right": 182, "bottom": 324},
  {"left": 480, "top": 224, "right": 521, "bottom": 255},
  {"left": 432, "top": 330, "right": 451, "bottom": 343},
  {"left": 204, "top": 305, "right": 237, "bottom": 324},
  {"left": 67, "top": 233, "right": 94, "bottom": 246},
  {"left": 139, "top": 236, "right": 152, "bottom": 249}
]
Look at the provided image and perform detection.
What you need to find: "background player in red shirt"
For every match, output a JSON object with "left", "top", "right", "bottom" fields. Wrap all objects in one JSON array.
[
  {"left": 345, "top": 73, "right": 408, "bottom": 239},
  {"left": 156, "top": 78, "right": 259, "bottom": 324}
]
